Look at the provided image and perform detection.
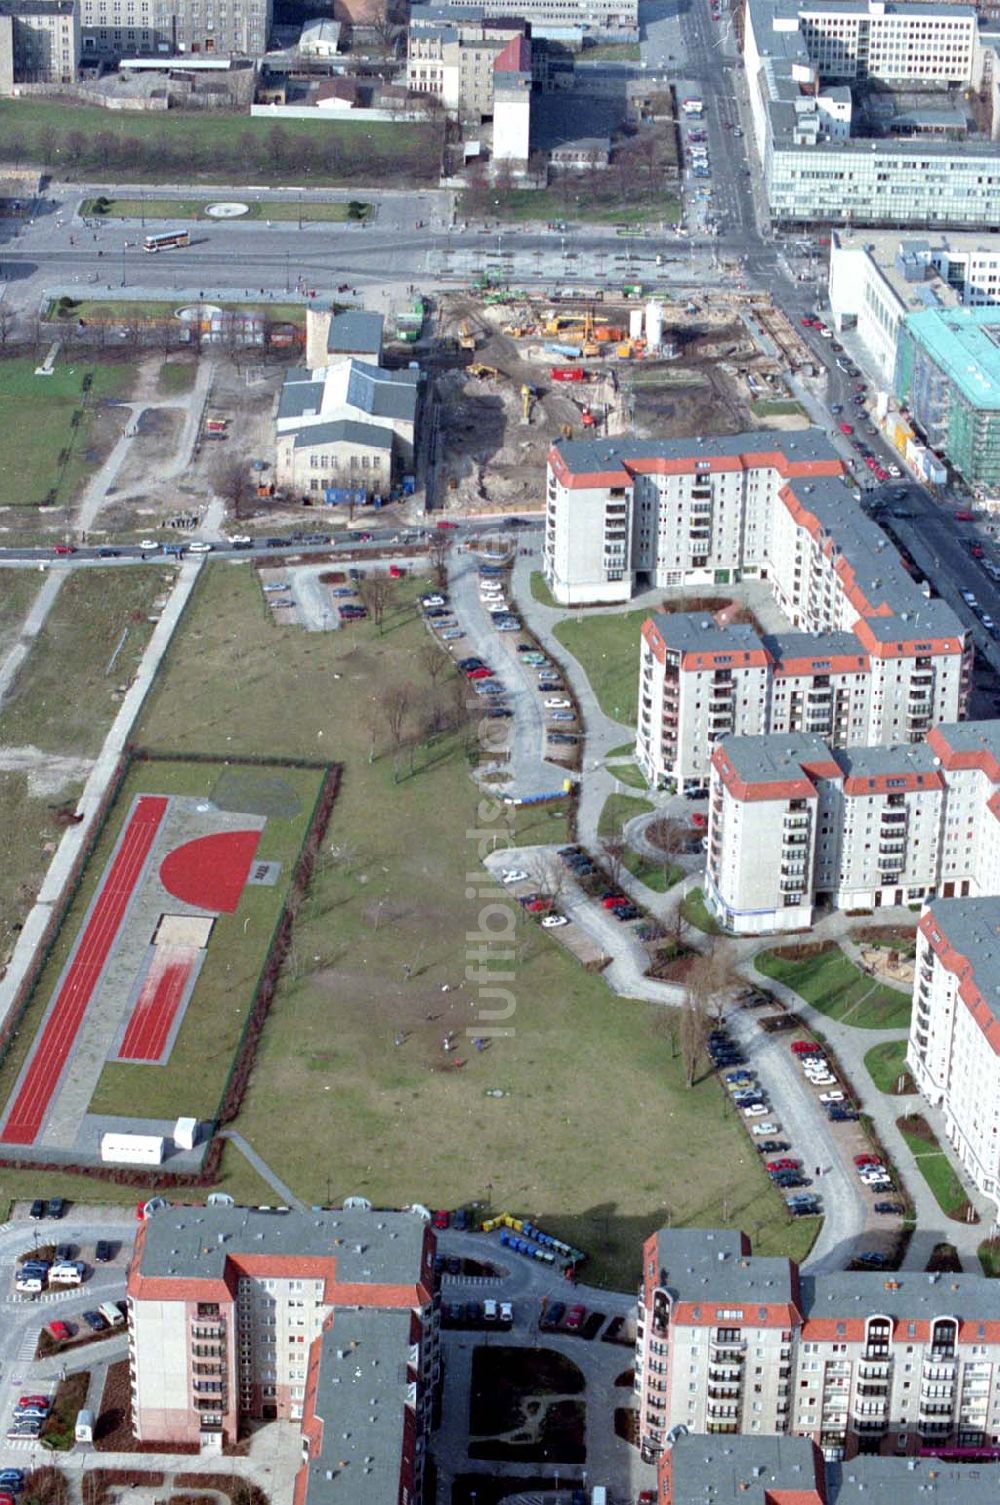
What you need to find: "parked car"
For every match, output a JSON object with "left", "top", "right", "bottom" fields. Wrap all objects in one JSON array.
[
  {"left": 854, "top": 1153, "right": 881, "bottom": 1166},
  {"left": 500, "top": 1300, "right": 513, "bottom": 1325},
  {"left": 565, "top": 1303, "right": 586, "bottom": 1330},
  {"left": 501, "top": 869, "right": 529, "bottom": 885},
  {"left": 756, "top": 1140, "right": 790, "bottom": 1154},
  {"left": 432, "top": 1210, "right": 450, "bottom": 1230},
  {"left": 542, "top": 1300, "right": 566, "bottom": 1329},
  {"left": 818, "top": 1091, "right": 845, "bottom": 1103},
  {"left": 854, "top": 1252, "right": 888, "bottom": 1269},
  {"left": 874, "top": 1201, "right": 905, "bottom": 1215},
  {"left": 541, "top": 914, "right": 569, "bottom": 928},
  {"left": 28, "top": 1200, "right": 45, "bottom": 1220},
  {"left": 44, "top": 1320, "right": 73, "bottom": 1343},
  {"left": 752, "top": 1122, "right": 781, "bottom": 1136}
]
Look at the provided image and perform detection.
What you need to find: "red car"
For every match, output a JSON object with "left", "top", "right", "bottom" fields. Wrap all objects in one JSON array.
[
  {"left": 800, "top": 317, "right": 813, "bottom": 327},
  {"left": 437, "top": 520, "right": 459, "bottom": 530},
  {"left": 357, "top": 531, "right": 373, "bottom": 542},
  {"left": 790, "top": 1041, "right": 817, "bottom": 1054},
  {"left": 970, "top": 543, "right": 985, "bottom": 558},
  {"left": 18, "top": 1395, "right": 49, "bottom": 1410},
  {"left": 44, "top": 1320, "right": 72, "bottom": 1343},
  {"left": 466, "top": 667, "right": 493, "bottom": 680},
  {"left": 954, "top": 510, "right": 975, "bottom": 522},
  {"left": 565, "top": 1303, "right": 586, "bottom": 1330},
  {"left": 874, "top": 467, "right": 888, "bottom": 482},
  {"left": 53, "top": 543, "right": 75, "bottom": 556},
  {"left": 854, "top": 1153, "right": 880, "bottom": 1167},
  {"left": 839, "top": 423, "right": 854, "bottom": 435},
  {"left": 601, "top": 895, "right": 630, "bottom": 909},
  {"left": 523, "top": 897, "right": 552, "bottom": 914},
  {"left": 432, "top": 1209, "right": 450, "bottom": 1230},
  {"left": 389, "top": 564, "right": 405, "bottom": 579},
  {"left": 690, "top": 812, "right": 708, "bottom": 828},
  {"left": 767, "top": 1158, "right": 801, "bottom": 1171}
]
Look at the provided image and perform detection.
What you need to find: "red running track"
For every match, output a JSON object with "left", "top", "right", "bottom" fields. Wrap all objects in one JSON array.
[
  {"left": 117, "top": 946, "right": 196, "bottom": 1063},
  {"left": 0, "top": 795, "right": 168, "bottom": 1145}
]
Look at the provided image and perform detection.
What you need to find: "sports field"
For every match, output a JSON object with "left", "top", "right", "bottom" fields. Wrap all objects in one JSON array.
[{"left": 0, "top": 757, "right": 326, "bottom": 1149}]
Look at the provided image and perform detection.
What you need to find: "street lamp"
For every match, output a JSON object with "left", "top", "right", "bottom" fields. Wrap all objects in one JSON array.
[{"left": 121, "top": 242, "right": 127, "bottom": 288}]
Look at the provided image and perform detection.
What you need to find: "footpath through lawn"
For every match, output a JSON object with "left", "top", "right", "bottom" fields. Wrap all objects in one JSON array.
[
  {"left": 132, "top": 562, "right": 815, "bottom": 1285},
  {"left": 755, "top": 942, "right": 911, "bottom": 1029}
]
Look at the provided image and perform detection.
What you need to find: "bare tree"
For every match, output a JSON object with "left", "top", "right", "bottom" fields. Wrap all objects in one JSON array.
[
  {"left": 360, "top": 570, "right": 394, "bottom": 634},
  {"left": 530, "top": 855, "right": 567, "bottom": 905},
  {"left": 648, "top": 814, "right": 691, "bottom": 888},
  {"left": 213, "top": 456, "right": 254, "bottom": 521},
  {"left": 428, "top": 531, "right": 451, "bottom": 587},
  {"left": 601, "top": 833, "right": 627, "bottom": 889},
  {"left": 679, "top": 990, "right": 706, "bottom": 1088},
  {"left": 380, "top": 683, "right": 411, "bottom": 780},
  {"left": 419, "top": 641, "right": 447, "bottom": 686},
  {"left": 686, "top": 942, "right": 738, "bottom": 1029},
  {"left": 0, "top": 305, "right": 14, "bottom": 346}
]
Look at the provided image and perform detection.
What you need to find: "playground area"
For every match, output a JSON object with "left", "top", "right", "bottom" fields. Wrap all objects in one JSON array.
[{"left": 0, "top": 756, "right": 326, "bottom": 1166}]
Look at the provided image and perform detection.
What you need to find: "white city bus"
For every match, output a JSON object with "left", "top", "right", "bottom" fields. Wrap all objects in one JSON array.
[{"left": 142, "top": 230, "right": 191, "bottom": 253}]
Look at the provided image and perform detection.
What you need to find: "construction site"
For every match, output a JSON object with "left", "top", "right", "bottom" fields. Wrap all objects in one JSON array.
[{"left": 430, "top": 288, "right": 810, "bottom": 514}]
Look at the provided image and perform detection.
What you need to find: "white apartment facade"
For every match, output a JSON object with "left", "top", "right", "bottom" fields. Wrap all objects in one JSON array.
[
  {"left": 704, "top": 720, "right": 1000, "bottom": 934},
  {"left": 637, "top": 1226, "right": 1000, "bottom": 1473},
  {"left": 636, "top": 612, "right": 963, "bottom": 789}
]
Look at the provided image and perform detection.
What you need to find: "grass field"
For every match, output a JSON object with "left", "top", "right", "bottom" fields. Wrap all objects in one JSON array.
[
  {"left": 750, "top": 399, "right": 807, "bottom": 419},
  {"left": 125, "top": 561, "right": 817, "bottom": 1286},
  {"left": 0, "top": 573, "right": 42, "bottom": 659},
  {"left": 554, "top": 608, "right": 650, "bottom": 726},
  {"left": 474, "top": 188, "right": 680, "bottom": 228},
  {"left": 1, "top": 566, "right": 171, "bottom": 756},
  {"left": 82, "top": 197, "right": 370, "bottom": 223},
  {"left": 156, "top": 360, "right": 197, "bottom": 396},
  {"left": 897, "top": 1116, "right": 973, "bottom": 1221},
  {"left": 528, "top": 571, "right": 559, "bottom": 609},
  {"left": 0, "top": 356, "right": 136, "bottom": 508},
  {"left": 0, "top": 101, "right": 441, "bottom": 186},
  {"left": 581, "top": 39, "right": 642, "bottom": 58},
  {"left": 980, "top": 1239, "right": 1000, "bottom": 1277},
  {"left": 607, "top": 759, "right": 648, "bottom": 791},
  {"left": 755, "top": 945, "right": 912, "bottom": 1030},
  {"left": 0, "top": 772, "right": 85, "bottom": 958},
  {"left": 864, "top": 1039, "right": 915, "bottom": 1095},
  {"left": 598, "top": 792, "right": 655, "bottom": 839},
  {"left": 47, "top": 297, "right": 307, "bottom": 325}
]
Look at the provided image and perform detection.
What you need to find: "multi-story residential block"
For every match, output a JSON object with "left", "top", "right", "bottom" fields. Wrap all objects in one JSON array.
[
  {"left": 127, "top": 1202, "right": 438, "bottom": 1504},
  {"left": 894, "top": 306, "right": 1000, "bottom": 491},
  {"left": 743, "top": 0, "right": 1000, "bottom": 227},
  {"left": 828, "top": 231, "right": 1000, "bottom": 388},
  {"left": 405, "top": 16, "right": 526, "bottom": 118},
  {"left": 0, "top": 0, "right": 76, "bottom": 86},
  {"left": 78, "top": 0, "right": 270, "bottom": 61},
  {"left": 636, "top": 1225, "right": 1000, "bottom": 1471},
  {"left": 637, "top": 612, "right": 962, "bottom": 789},
  {"left": 663, "top": 1432, "right": 1000, "bottom": 1504},
  {"left": 704, "top": 719, "right": 1000, "bottom": 932}
]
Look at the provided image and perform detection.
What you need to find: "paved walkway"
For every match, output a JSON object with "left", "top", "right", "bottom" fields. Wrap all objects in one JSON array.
[
  {"left": 0, "top": 558, "right": 204, "bottom": 1034},
  {"left": 218, "top": 1130, "right": 307, "bottom": 1211},
  {"left": 0, "top": 571, "right": 64, "bottom": 709}
]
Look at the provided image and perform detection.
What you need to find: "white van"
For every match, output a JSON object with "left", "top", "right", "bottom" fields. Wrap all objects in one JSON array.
[
  {"left": 49, "top": 1261, "right": 85, "bottom": 1287},
  {"left": 98, "top": 1301, "right": 125, "bottom": 1329},
  {"left": 15, "top": 1274, "right": 44, "bottom": 1294}
]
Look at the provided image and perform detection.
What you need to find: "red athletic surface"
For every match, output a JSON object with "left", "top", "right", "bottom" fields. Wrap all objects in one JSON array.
[
  {"left": 117, "top": 946, "right": 197, "bottom": 1062},
  {"left": 0, "top": 795, "right": 169, "bottom": 1145},
  {"left": 159, "top": 829, "right": 261, "bottom": 913}
]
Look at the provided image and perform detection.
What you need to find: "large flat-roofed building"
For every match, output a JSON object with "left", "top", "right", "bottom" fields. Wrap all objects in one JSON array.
[
  {"left": 703, "top": 719, "right": 1000, "bottom": 932},
  {"left": 743, "top": 0, "right": 1000, "bottom": 227},
  {"left": 636, "top": 1225, "right": 1000, "bottom": 1468},
  {"left": 127, "top": 1202, "right": 438, "bottom": 1503},
  {"left": 0, "top": 0, "right": 76, "bottom": 85},
  {"left": 408, "top": 0, "right": 636, "bottom": 39},
  {"left": 894, "top": 306, "right": 1000, "bottom": 489},
  {"left": 828, "top": 230, "right": 1000, "bottom": 387},
  {"left": 78, "top": 0, "right": 270, "bottom": 60}
]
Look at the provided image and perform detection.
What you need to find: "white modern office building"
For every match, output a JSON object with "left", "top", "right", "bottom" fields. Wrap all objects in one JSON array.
[
  {"left": 828, "top": 229, "right": 1000, "bottom": 386},
  {"left": 703, "top": 719, "right": 1000, "bottom": 933},
  {"left": 743, "top": 0, "right": 1000, "bottom": 227}
]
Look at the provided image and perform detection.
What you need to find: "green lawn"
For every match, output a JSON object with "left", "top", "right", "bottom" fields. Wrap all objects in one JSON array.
[
  {"left": 83, "top": 196, "right": 370, "bottom": 223},
  {"left": 47, "top": 297, "right": 307, "bottom": 325},
  {"left": 0, "top": 101, "right": 441, "bottom": 186},
  {"left": 755, "top": 944, "right": 912, "bottom": 1029},
  {"left": 581, "top": 39, "right": 642, "bottom": 58},
  {"left": 156, "top": 359, "right": 197, "bottom": 396},
  {"left": 607, "top": 759, "right": 649, "bottom": 791},
  {"left": 897, "top": 1117, "right": 973, "bottom": 1221},
  {"left": 598, "top": 792, "right": 654, "bottom": 839},
  {"left": 122, "top": 561, "right": 817, "bottom": 1287},
  {"left": 979, "top": 1239, "right": 1000, "bottom": 1277},
  {"left": 0, "top": 566, "right": 170, "bottom": 756},
  {"left": 554, "top": 607, "right": 652, "bottom": 726},
  {"left": 470, "top": 187, "right": 679, "bottom": 228},
  {"left": 681, "top": 887, "right": 722, "bottom": 935},
  {"left": 623, "top": 849, "right": 682, "bottom": 892},
  {"left": 750, "top": 399, "right": 807, "bottom": 419},
  {"left": 529, "top": 571, "right": 559, "bottom": 608},
  {"left": 0, "top": 356, "right": 136, "bottom": 508},
  {"left": 864, "top": 1039, "right": 915, "bottom": 1094},
  {"left": 0, "top": 773, "right": 85, "bottom": 966}
]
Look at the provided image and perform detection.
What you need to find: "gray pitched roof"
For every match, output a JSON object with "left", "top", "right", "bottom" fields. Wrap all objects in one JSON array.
[
  {"left": 327, "top": 310, "right": 384, "bottom": 357},
  {"left": 346, "top": 362, "right": 419, "bottom": 423},
  {"left": 293, "top": 419, "right": 393, "bottom": 451},
  {"left": 278, "top": 378, "right": 325, "bottom": 422}
]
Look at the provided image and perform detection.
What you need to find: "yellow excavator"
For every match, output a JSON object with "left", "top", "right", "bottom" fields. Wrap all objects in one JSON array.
[
  {"left": 468, "top": 363, "right": 499, "bottom": 380},
  {"left": 459, "top": 321, "right": 477, "bottom": 351}
]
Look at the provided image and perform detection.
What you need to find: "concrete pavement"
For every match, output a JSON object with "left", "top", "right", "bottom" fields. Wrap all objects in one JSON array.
[{"left": 0, "top": 571, "right": 63, "bottom": 709}]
